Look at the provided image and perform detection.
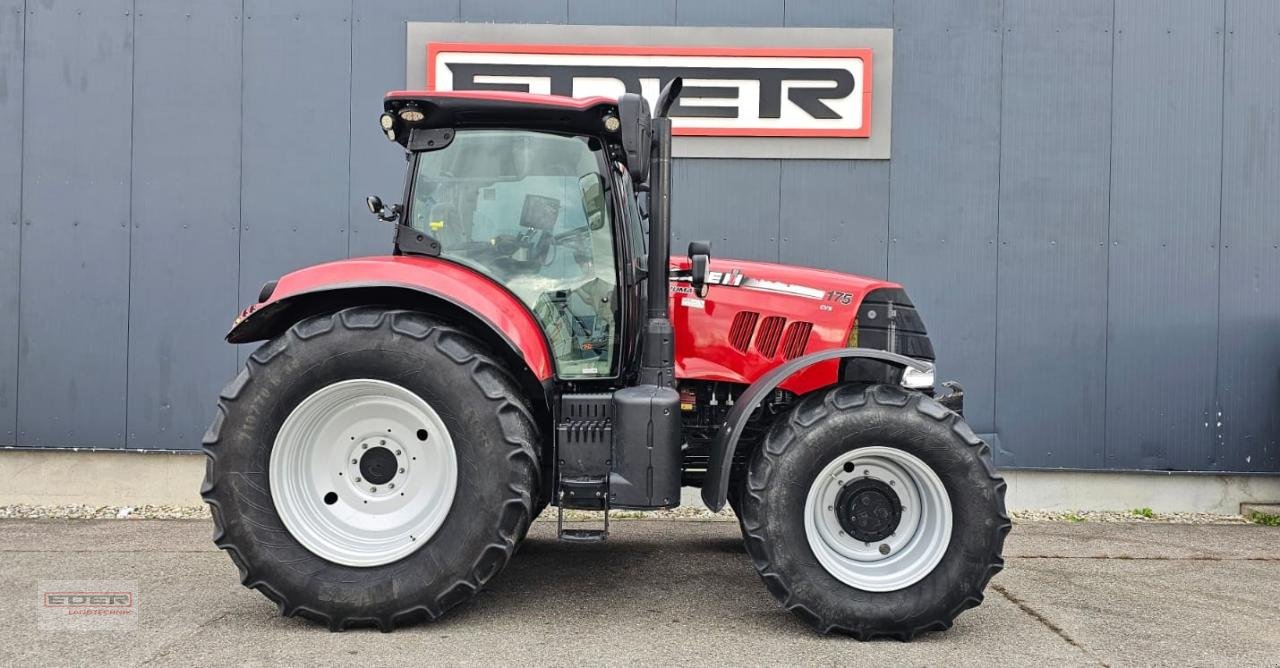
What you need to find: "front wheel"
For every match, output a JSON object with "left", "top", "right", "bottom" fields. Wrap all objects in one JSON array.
[{"left": 738, "top": 384, "right": 1009, "bottom": 639}]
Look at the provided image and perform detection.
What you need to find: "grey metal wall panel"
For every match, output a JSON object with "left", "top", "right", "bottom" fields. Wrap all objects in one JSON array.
[
  {"left": 1106, "top": 0, "right": 1224, "bottom": 470},
  {"left": 349, "top": 1, "right": 460, "bottom": 258},
  {"left": 461, "top": 0, "right": 567, "bottom": 24},
  {"left": 568, "top": 0, "right": 676, "bottom": 25},
  {"left": 675, "top": 0, "right": 783, "bottom": 27},
  {"left": 894, "top": 0, "right": 1001, "bottom": 32},
  {"left": 17, "top": 0, "right": 132, "bottom": 447},
  {"left": 994, "top": 0, "right": 1112, "bottom": 469},
  {"left": 671, "top": 159, "right": 780, "bottom": 263},
  {"left": 1, "top": 0, "right": 1279, "bottom": 472},
  {"left": 779, "top": 160, "right": 888, "bottom": 278},
  {"left": 239, "top": 0, "right": 351, "bottom": 310},
  {"left": 887, "top": 2, "right": 1002, "bottom": 434},
  {"left": 783, "top": 0, "right": 892, "bottom": 27},
  {"left": 0, "top": 0, "right": 21, "bottom": 446},
  {"left": 1216, "top": 0, "right": 1280, "bottom": 472},
  {"left": 125, "top": 0, "right": 240, "bottom": 450}
]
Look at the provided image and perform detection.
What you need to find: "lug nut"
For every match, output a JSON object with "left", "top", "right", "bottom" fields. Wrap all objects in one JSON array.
[
  {"left": 370, "top": 486, "right": 377, "bottom": 493},
  {"left": 351, "top": 459, "right": 358, "bottom": 464},
  {"left": 354, "top": 477, "right": 361, "bottom": 483},
  {"left": 362, "top": 443, "right": 368, "bottom": 450},
  {"left": 395, "top": 449, "right": 401, "bottom": 456},
  {"left": 878, "top": 544, "right": 891, "bottom": 555},
  {"left": 399, "top": 468, "right": 405, "bottom": 474},
  {"left": 389, "top": 483, "right": 395, "bottom": 489}
]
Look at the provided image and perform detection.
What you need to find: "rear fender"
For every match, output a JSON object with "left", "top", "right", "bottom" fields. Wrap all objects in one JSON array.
[
  {"left": 228, "top": 255, "right": 555, "bottom": 391},
  {"left": 699, "top": 348, "right": 930, "bottom": 511}
]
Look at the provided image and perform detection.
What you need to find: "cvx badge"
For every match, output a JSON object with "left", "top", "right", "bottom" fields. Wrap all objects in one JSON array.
[{"left": 428, "top": 43, "right": 873, "bottom": 138}]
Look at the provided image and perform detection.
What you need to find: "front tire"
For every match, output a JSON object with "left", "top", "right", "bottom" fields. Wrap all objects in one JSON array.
[
  {"left": 201, "top": 307, "right": 540, "bottom": 631},
  {"left": 738, "top": 384, "right": 1009, "bottom": 639}
]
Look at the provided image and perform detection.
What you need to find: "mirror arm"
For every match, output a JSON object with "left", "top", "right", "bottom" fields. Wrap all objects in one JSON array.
[{"left": 378, "top": 204, "right": 402, "bottom": 223}]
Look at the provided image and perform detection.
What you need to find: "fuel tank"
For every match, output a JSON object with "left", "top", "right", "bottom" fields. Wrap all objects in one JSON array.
[{"left": 669, "top": 257, "right": 932, "bottom": 395}]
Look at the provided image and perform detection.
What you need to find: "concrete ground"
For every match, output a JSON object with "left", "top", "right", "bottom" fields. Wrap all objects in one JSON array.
[{"left": 1, "top": 519, "right": 1277, "bottom": 667}]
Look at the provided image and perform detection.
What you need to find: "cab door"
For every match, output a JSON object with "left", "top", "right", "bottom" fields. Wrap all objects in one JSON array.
[{"left": 406, "top": 129, "right": 622, "bottom": 379}]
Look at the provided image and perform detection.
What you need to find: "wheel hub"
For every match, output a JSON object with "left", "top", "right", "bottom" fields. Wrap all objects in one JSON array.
[
  {"left": 836, "top": 478, "right": 902, "bottom": 543},
  {"left": 359, "top": 446, "right": 399, "bottom": 486}
]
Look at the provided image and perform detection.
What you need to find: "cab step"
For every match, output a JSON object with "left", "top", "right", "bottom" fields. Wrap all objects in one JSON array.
[
  {"left": 556, "top": 476, "right": 610, "bottom": 542},
  {"left": 558, "top": 527, "right": 608, "bottom": 544}
]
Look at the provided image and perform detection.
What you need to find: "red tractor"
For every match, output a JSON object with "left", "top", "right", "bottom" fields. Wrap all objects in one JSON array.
[{"left": 202, "top": 80, "right": 1009, "bottom": 639}]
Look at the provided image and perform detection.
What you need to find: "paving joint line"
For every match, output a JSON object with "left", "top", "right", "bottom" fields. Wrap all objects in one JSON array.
[{"left": 992, "top": 582, "right": 1109, "bottom": 667}]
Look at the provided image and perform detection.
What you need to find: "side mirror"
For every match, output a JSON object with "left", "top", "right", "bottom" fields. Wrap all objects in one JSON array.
[
  {"left": 366, "top": 195, "right": 400, "bottom": 222},
  {"left": 579, "top": 173, "right": 607, "bottom": 230},
  {"left": 688, "top": 240, "right": 712, "bottom": 298},
  {"left": 618, "top": 93, "right": 652, "bottom": 183}
]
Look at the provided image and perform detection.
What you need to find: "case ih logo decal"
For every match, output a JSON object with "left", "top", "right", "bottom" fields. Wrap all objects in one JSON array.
[{"left": 428, "top": 43, "right": 873, "bottom": 138}]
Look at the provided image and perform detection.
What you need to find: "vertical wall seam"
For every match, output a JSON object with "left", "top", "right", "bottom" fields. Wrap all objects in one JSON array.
[
  {"left": 122, "top": 0, "right": 138, "bottom": 447},
  {"left": 991, "top": 0, "right": 1006, "bottom": 453},
  {"left": 234, "top": 0, "right": 246, "bottom": 368},
  {"left": 12, "top": 0, "right": 27, "bottom": 445},
  {"left": 775, "top": 160, "right": 782, "bottom": 262},
  {"left": 1101, "top": 0, "right": 1118, "bottom": 466},
  {"left": 1211, "top": 0, "right": 1228, "bottom": 465},
  {"left": 345, "top": 0, "right": 355, "bottom": 259},
  {"left": 884, "top": 1, "right": 896, "bottom": 281}
]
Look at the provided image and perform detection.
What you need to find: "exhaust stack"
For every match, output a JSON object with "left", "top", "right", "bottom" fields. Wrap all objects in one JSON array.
[{"left": 638, "top": 79, "right": 681, "bottom": 388}]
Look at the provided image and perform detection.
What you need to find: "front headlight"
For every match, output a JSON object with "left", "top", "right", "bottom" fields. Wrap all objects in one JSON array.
[{"left": 901, "top": 361, "right": 935, "bottom": 389}]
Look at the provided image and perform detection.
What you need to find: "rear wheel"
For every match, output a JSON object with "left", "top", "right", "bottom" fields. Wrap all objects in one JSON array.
[
  {"left": 202, "top": 307, "right": 540, "bottom": 630},
  {"left": 738, "top": 384, "right": 1009, "bottom": 639}
]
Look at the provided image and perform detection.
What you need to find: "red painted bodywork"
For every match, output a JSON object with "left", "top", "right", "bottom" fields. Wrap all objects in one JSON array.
[
  {"left": 386, "top": 89, "right": 617, "bottom": 111},
  {"left": 233, "top": 254, "right": 900, "bottom": 395},
  {"left": 668, "top": 257, "right": 899, "bottom": 394},
  {"left": 233, "top": 256, "right": 556, "bottom": 381}
]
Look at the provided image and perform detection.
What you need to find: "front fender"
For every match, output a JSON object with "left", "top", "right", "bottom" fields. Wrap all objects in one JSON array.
[
  {"left": 229, "top": 255, "right": 555, "bottom": 382},
  {"left": 700, "top": 347, "right": 930, "bottom": 511}
]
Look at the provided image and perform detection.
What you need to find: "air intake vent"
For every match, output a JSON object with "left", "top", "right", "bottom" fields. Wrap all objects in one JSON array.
[
  {"left": 755, "top": 316, "right": 786, "bottom": 357},
  {"left": 728, "top": 311, "right": 759, "bottom": 353},
  {"left": 781, "top": 321, "right": 814, "bottom": 359}
]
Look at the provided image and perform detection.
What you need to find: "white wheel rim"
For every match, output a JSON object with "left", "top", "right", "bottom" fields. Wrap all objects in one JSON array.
[
  {"left": 803, "top": 446, "right": 952, "bottom": 592},
  {"left": 270, "top": 379, "right": 457, "bottom": 567}
]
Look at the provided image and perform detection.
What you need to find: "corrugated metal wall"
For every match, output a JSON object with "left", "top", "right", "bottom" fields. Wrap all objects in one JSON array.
[{"left": 1, "top": 0, "right": 1277, "bottom": 473}]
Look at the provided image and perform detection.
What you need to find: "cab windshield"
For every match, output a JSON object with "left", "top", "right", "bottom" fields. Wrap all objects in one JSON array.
[{"left": 408, "top": 129, "right": 618, "bottom": 379}]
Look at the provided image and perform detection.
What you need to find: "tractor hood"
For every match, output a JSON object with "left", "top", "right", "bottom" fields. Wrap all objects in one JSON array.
[{"left": 669, "top": 257, "right": 934, "bottom": 394}]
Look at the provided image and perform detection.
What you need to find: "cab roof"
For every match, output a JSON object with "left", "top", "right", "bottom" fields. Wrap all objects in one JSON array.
[{"left": 382, "top": 90, "right": 621, "bottom": 147}]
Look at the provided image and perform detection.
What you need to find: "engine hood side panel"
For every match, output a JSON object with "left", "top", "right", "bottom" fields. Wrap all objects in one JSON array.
[{"left": 670, "top": 257, "right": 902, "bottom": 394}]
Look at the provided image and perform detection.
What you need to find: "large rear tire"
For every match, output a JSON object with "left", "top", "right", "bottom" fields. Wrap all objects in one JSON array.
[
  {"left": 201, "top": 307, "right": 540, "bottom": 631},
  {"left": 738, "top": 383, "right": 1009, "bottom": 639}
]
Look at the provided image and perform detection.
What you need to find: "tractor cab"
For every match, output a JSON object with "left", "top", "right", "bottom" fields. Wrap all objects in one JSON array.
[{"left": 372, "top": 89, "right": 687, "bottom": 382}]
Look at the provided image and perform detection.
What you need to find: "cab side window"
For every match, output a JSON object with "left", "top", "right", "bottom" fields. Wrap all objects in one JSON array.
[{"left": 410, "top": 130, "right": 620, "bottom": 378}]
